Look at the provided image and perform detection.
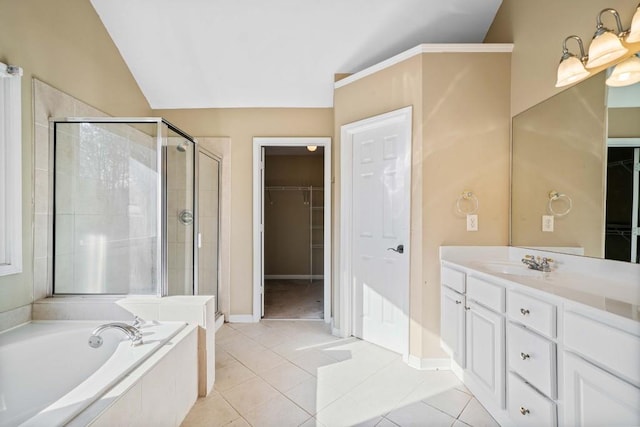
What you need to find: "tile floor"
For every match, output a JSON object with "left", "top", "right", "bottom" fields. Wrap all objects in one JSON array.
[
  {"left": 181, "top": 321, "right": 499, "bottom": 427},
  {"left": 263, "top": 279, "right": 324, "bottom": 320}
]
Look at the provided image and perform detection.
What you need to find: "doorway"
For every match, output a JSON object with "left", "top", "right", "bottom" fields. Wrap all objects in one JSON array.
[
  {"left": 605, "top": 144, "right": 640, "bottom": 263},
  {"left": 252, "top": 138, "right": 332, "bottom": 322},
  {"left": 339, "top": 107, "right": 412, "bottom": 359}
]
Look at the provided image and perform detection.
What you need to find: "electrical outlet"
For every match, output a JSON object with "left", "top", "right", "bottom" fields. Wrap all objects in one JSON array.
[
  {"left": 466, "top": 214, "right": 478, "bottom": 231},
  {"left": 542, "top": 215, "right": 554, "bottom": 232}
]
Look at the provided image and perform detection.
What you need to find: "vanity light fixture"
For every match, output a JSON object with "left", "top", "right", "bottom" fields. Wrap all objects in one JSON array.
[
  {"left": 627, "top": 4, "right": 640, "bottom": 43},
  {"left": 585, "top": 8, "right": 629, "bottom": 69},
  {"left": 306, "top": 145, "right": 317, "bottom": 152},
  {"left": 606, "top": 54, "right": 640, "bottom": 86},
  {"left": 555, "top": 36, "right": 590, "bottom": 87}
]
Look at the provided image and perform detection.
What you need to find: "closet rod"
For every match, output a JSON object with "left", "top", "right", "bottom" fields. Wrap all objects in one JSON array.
[{"left": 264, "top": 186, "right": 324, "bottom": 191}]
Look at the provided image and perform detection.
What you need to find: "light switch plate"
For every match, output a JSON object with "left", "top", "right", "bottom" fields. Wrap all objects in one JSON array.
[
  {"left": 466, "top": 214, "right": 478, "bottom": 231},
  {"left": 542, "top": 215, "right": 554, "bottom": 232}
]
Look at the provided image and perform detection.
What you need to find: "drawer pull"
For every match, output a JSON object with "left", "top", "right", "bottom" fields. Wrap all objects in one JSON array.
[
  {"left": 520, "top": 308, "right": 530, "bottom": 316},
  {"left": 520, "top": 352, "right": 530, "bottom": 360},
  {"left": 455, "top": 300, "right": 462, "bottom": 304},
  {"left": 520, "top": 407, "right": 530, "bottom": 416}
]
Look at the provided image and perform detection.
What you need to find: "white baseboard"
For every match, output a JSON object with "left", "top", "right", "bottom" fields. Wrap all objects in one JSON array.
[
  {"left": 407, "top": 355, "right": 451, "bottom": 371},
  {"left": 264, "top": 275, "right": 324, "bottom": 280},
  {"left": 215, "top": 314, "right": 225, "bottom": 331},
  {"left": 331, "top": 327, "right": 349, "bottom": 338},
  {"left": 228, "top": 314, "right": 257, "bottom": 323}
]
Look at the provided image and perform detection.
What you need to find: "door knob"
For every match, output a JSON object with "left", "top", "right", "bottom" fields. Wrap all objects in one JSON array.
[{"left": 387, "top": 244, "right": 404, "bottom": 254}]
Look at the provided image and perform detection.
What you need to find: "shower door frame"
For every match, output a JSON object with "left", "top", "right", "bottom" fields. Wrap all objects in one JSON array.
[
  {"left": 50, "top": 117, "right": 197, "bottom": 297},
  {"left": 195, "top": 146, "right": 223, "bottom": 311}
]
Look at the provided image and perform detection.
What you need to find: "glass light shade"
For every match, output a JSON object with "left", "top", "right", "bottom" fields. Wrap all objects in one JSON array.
[
  {"left": 585, "top": 31, "right": 628, "bottom": 68},
  {"left": 606, "top": 55, "right": 640, "bottom": 86},
  {"left": 306, "top": 145, "right": 317, "bottom": 152},
  {"left": 556, "top": 56, "right": 590, "bottom": 87},
  {"left": 627, "top": 6, "right": 640, "bottom": 43}
]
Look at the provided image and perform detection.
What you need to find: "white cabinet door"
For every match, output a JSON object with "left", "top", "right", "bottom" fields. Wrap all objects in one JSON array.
[
  {"left": 564, "top": 351, "right": 640, "bottom": 427},
  {"left": 466, "top": 299, "right": 505, "bottom": 408},
  {"left": 441, "top": 286, "right": 465, "bottom": 368}
]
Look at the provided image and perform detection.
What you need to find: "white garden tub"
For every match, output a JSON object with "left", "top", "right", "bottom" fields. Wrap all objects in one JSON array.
[{"left": 0, "top": 320, "right": 187, "bottom": 427}]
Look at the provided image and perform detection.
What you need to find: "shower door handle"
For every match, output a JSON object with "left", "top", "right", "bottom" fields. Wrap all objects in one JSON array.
[{"left": 387, "top": 244, "right": 404, "bottom": 254}]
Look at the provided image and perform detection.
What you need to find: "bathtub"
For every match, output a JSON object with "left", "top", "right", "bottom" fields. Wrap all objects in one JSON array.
[{"left": 0, "top": 320, "right": 189, "bottom": 427}]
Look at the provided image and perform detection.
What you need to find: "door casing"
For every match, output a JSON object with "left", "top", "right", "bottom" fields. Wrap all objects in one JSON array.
[{"left": 252, "top": 137, "right": 332, "bottom": 322}]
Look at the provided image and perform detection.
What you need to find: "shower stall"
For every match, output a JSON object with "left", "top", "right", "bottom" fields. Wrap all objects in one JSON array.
[{"left": 50, "top": 118, "right": 220, "bottom": 307}]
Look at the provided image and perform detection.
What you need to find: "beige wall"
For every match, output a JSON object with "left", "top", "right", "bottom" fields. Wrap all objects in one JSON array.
[
  {"left": 609, "top": 107, "right": 640, "bottom": 137},
  {"left": 334, "top": 52, "right": 511, "bottom": 359},
  {"left": 0, "top": 0, "right": 150, "bottom": 313},
  {"left": 420, "top": 53, "right": 511, "bottom": 357},
  {"left": 264, "top": 154, "right": 324, "bottom": 276},
  {"left": 154, "top": 109, "right": 334, "bottom": 315},
  {"left": 511, "top": 73, "right": 607, "bottom": 258},
  {"left": 485, "top": 0, "right": 640, "bottom": 116}
]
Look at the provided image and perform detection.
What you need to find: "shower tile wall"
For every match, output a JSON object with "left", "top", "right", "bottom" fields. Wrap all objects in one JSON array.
[{"left": 167, "top": 138, "right": 194, "bottom": 296}]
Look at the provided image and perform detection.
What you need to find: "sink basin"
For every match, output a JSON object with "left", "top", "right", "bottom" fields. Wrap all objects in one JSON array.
[{"left": 481, "top": 261, "right": 544, "bottom": 277}]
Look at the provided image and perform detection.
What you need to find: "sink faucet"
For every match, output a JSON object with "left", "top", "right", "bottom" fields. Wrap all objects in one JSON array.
[
  {"left": 521, "top": 255, "right": 553, "bottom": 272},
  {"left": 88, "top": 322, "right": 143, "bottom": 348}
]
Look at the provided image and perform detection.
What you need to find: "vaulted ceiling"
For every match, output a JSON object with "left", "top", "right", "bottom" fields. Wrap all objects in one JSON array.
[{"left": 91, "top": 0, "right": 502, "bottom": 109}]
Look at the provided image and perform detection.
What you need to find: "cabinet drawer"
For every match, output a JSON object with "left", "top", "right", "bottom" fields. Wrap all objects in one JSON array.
[
  {"left": 507, "top": 322, "right": 556, "bottom": 398},
  {"left": 507, "top": 373, "right": 556, "bottom": 427},
  {"left": 564, "top": 311, "right": 640, "bottom": 385},
  {"left": 467, "top": 276, "right": 505, "bottom": 312},
  {"left": 441, "top": 266, "right": 465, "bottom": 293},
  {"left": 507, "top": 291, "right": 556, "bottom": 338}
]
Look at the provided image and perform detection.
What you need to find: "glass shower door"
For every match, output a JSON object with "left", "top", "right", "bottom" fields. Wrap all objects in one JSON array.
[
  {"left": 197, "top": 149, "right": 221, "bottom": 312},
  {"left": 165, "top": 129, "right": 196, "bottom": 295}
]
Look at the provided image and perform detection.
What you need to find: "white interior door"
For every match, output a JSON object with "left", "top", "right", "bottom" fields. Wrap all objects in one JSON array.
[{"left": 351, "top": 108, "right": 411, "bottom": 355}]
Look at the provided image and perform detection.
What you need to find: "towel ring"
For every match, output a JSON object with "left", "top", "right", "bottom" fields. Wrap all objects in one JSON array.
[
  {"left": 548, "top": 191, "right": 572, "bottom": 217},
  {"left": 456, "top": 191, "right": 479, "bottom": 215}
]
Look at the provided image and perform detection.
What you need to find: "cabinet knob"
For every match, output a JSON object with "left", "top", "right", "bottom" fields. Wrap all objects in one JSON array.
[
  {"left": 520, "top": 308, "right": 530, "bottom": 316},
  {"left": 464, "top": 306, "right": 471, "bottom": 311},
  {"left": 520, "top": 352, "right": 530, "bottom": 360},
  {"left": 520, "top": 407, "right": 530, "bottom": 416},
  {"left": 455, "top": 300, "right": 462, "bottom": 305}
]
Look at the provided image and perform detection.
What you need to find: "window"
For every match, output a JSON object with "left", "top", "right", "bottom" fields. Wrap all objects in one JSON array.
[{"left": 0, "top": 62, "right": 22, "bottom": 276}]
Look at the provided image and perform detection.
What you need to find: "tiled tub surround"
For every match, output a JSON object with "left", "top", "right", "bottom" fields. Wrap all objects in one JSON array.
[
  {"left": 440, "top": 246, "right": 640, "bottom": 427},
  {"left": 0, "top": 320, "right": 197, "bottom": 427}
]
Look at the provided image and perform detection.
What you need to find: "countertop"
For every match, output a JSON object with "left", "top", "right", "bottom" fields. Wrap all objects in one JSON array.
[{"left": 440, "top": 246, "right": 640, "bottom": 323}]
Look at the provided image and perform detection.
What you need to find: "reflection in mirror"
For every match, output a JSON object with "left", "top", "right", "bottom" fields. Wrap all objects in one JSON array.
[{"left": 512, "top": 70, "right": 640, "bottom": 263}]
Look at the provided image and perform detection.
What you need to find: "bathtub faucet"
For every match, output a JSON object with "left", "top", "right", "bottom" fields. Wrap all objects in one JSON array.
[{"left": 88, "top": 323, "right": 143, "bottom": 348}]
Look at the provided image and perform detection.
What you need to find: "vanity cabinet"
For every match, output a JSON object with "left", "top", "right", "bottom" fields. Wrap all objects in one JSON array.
[
  {"left": 465, "top": 299, "right": 505, "bottom": 407},
  {"left": 563, "top": 307, "right": 640, "bottom": 426},
  {"left": 563, "top": 351, "right": 640, "bottom": 426},
  {"left": 505, "top": 290, "right": 558, "bottom": 427},
  {"left": 441, "top": 285, "right": 466, "bottom": 368},
  {"left": 441, "top": 248, "right": 640, "bottom": 427}
]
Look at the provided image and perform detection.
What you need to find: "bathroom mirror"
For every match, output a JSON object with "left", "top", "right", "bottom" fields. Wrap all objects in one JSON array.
[{"left": 511, "top": 70, "right": 640, "bottom": 263}]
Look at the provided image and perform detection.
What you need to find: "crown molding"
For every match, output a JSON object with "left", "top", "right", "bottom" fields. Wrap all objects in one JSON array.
[{"left": 335, "top": 43, "right": 514, "bottom": 89}]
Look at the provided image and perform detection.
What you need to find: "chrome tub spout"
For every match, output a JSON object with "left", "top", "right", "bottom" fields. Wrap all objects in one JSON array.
[{"left": 88, "top": 323, "right": 143, "bottom": 348}]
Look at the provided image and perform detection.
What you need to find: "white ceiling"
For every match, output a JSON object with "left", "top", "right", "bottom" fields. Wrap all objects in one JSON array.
[{"left": 91, "top": 0, "right": 502, "bottom": 109}]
